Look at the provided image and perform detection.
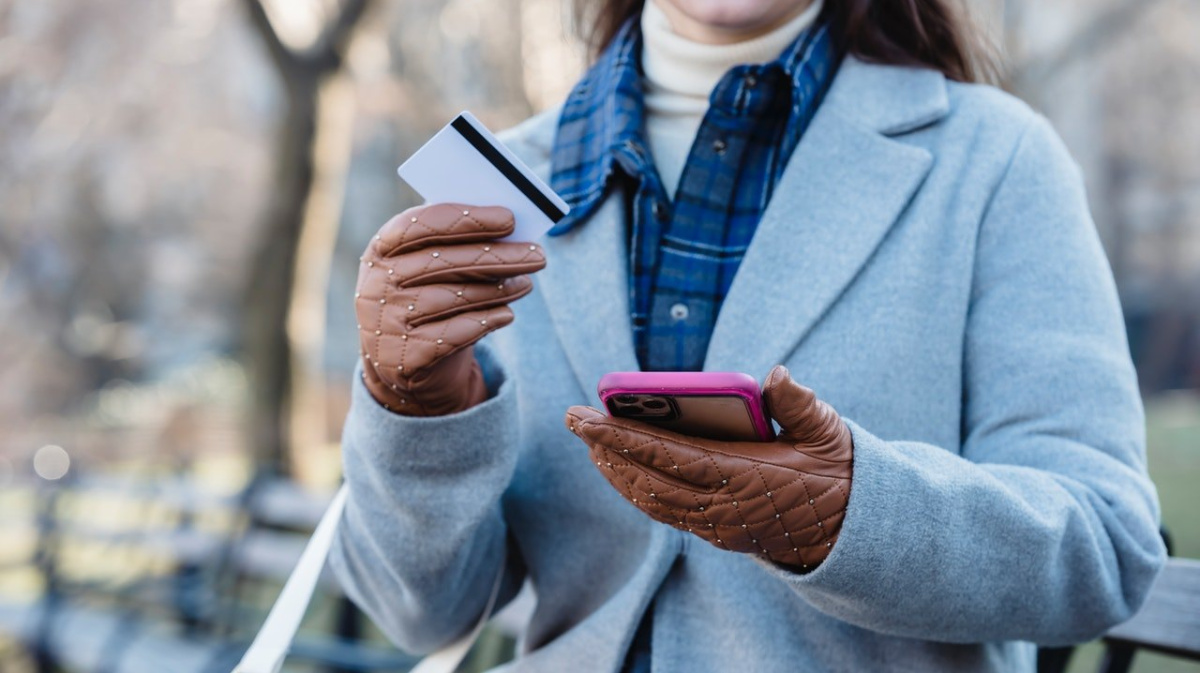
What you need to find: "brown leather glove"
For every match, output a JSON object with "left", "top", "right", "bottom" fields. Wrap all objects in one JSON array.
[
  {"left": 356, "top": 203, "right": 546, "bottom": 416},
  {"left": 565, "top": 365, "right": 853, "bottom": 570}
]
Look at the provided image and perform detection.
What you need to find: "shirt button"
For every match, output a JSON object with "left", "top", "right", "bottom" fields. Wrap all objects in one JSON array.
[
  {"left": 745, "top": 74, "right": 758, "bottom": 88},
  {"left": 652, "top": 201, "right": 669, "bottom": 222},
  {"left": 670, "top": 303, "right": 689, "bottom": 321},
  {"left": 712, "top": 138, "right": 727, "bottom": 155}
]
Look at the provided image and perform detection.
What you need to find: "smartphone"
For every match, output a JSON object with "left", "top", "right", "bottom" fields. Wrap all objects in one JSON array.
[{"left": 597, "top": 372, "right": 775, "bottom": 442}]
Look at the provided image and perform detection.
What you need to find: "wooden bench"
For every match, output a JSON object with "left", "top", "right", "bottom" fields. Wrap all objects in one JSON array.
[
  {"left": 1096, "top": 557, "right": 1200, "bottom": 673},
  {"left": 1037, "top": 554, "right": 1200, "bottom": 673},
  {"left": 0, "top": 472, "right": 420, "bottom": 672}
]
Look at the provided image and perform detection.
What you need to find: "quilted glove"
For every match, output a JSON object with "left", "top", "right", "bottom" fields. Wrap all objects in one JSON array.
[
  {"left": 356, "top": 203, "right": 546, "bottom": 416},
  {"left": 566, "top": 365, "right": 853, "bottom": 570}
]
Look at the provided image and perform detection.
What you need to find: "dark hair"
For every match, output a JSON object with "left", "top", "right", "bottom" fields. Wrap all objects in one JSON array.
[{"left": 574, "top": 0, "right": 998, "bottom": 83}]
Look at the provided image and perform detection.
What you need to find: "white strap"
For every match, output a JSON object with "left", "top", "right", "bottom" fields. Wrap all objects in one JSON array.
[{"left": 233, "top": 483, "right": 506, "bottom": 673}]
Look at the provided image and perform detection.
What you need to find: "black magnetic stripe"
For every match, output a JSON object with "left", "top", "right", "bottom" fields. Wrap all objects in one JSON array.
[{"left": 451, "top": 116, "right": 566, "bottom": 223}]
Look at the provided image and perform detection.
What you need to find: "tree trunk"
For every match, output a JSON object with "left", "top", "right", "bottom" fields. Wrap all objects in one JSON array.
[
  {"left": 237, "top": 0, "right": 370, "bottom": 472},
  {"left": 287, "top": 73, "right": 358, "bottom": 486},
  {"left": 241, "top": 78, "right": 319, "bottom": 473}
]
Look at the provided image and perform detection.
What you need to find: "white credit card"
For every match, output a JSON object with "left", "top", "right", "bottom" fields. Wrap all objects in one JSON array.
[{"left": 397, "top": 111, "right": 570, "bottom": 242}]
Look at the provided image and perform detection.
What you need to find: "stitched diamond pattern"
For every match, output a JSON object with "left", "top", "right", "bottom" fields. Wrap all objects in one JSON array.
[
  {"left": 567, "top": 369, "right": 853, "bottom": 570},
  {"left": 355, "top": 204, "right": 546, "bottom": 416}
]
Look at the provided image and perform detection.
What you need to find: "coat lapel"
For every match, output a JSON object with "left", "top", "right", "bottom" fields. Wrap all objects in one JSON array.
[
  {"left": 501, "top": 111, "right": 638, "bottom": 403},
  {"left": 528, "top": 57, "right": 950, "bottom": 394},
  {"left": 538, "top": 192, "right": 640, "bottom": 403},
  {"left": 705, "top": 59, "right": 947, "bottom": 377}
]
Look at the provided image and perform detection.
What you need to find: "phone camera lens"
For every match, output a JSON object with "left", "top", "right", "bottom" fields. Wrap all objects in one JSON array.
[
  {"left": 642, "top": 399, "right": 667, "bottom": 410},
  {"left": 615, "top": 395, "right": 639, "bottom": 404}
]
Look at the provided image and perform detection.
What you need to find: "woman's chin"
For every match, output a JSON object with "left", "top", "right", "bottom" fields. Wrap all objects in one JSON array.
[{"left": 653, "top": 0, "right": 815, "bottom": 44}]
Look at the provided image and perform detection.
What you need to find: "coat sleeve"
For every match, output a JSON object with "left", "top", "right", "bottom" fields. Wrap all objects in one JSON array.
[
  {"left": 329, "top": 342, "right": 524, "bottom": 654},
  {"left": 758, "top": 114, "right": 1167, "bottom": 645}
]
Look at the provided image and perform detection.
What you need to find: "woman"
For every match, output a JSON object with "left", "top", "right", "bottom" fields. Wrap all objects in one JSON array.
[{"left": 333, "top": 0, "right": 1167, "bottom": 670}]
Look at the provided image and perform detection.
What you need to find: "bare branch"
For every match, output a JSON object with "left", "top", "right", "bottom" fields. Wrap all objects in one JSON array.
[
  {"left": 240, "top": 0, "right": 372, "bottom": 79},
  {"left": 310, "top": 0, "right": 372, "bottom": 74},
  {"left": 240, "top": 0, "right": 300, "bottom": 77},
  {"left": 1013, "top": 0, "right": 1169, "bottom": 92}
]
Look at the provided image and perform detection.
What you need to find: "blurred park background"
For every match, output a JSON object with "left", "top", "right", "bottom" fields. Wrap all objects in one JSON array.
[{"left": 0, "top": 0, "right": 1197, "bottom": 671}]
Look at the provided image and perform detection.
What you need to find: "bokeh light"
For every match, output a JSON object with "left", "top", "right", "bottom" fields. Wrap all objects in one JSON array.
[{"left": 33, "top": 444, "right": 71, "bottom": 481}]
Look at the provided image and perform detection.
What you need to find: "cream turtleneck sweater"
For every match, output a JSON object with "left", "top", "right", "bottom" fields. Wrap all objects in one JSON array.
[{"left": 641, "top": 0, "right": 824, "bottom": 197}]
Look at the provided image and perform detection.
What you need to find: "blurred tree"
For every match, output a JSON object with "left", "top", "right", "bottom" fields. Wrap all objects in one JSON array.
[
  {"left": 1007, "top": 0, "right": 1171, "bottom": 96},
  {"left": 0, "top": 1, "right": 276, "bottom": 464},
  {"left": 238, "top": 0, "right": 372, "bottom": 472},
  {"left": 1000, "top": 0, "right": 1200, "bottom": 391}
]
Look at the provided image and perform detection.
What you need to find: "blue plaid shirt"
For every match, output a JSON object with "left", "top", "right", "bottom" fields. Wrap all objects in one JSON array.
[{"left": 549, "top": 16, "right": 840, "bottom": 372}]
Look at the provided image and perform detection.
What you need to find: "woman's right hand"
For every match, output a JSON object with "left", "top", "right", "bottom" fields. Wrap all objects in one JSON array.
[{"left": 355, "top": 203, "right": 546, "bottom": 416}]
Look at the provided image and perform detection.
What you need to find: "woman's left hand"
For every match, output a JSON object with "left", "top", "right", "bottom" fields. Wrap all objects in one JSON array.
[{"left": 566, "top": 365, "right": 853, "bottom": 571}]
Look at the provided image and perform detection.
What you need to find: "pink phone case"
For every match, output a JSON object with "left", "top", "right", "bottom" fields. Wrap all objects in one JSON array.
[{"left": 597, "top": 372, "right": 775, "bottom": 442}]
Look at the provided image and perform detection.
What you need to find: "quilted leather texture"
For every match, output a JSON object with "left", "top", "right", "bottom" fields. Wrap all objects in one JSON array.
[
  {"left": 567, "top": 366, "right": 853, "bottom": 570},
  {"left": 356, "top": 203, "right": 546, "bottom": 416}
]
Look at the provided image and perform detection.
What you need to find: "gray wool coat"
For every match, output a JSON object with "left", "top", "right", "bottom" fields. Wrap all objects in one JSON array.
[{"left": 330, "top": 56, "right": 1167, "bottom": 672}]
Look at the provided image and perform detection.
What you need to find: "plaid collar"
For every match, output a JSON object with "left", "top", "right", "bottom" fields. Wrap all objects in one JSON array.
[{"left": 548, "top": 15, "right": 836, "bottom": 235}]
